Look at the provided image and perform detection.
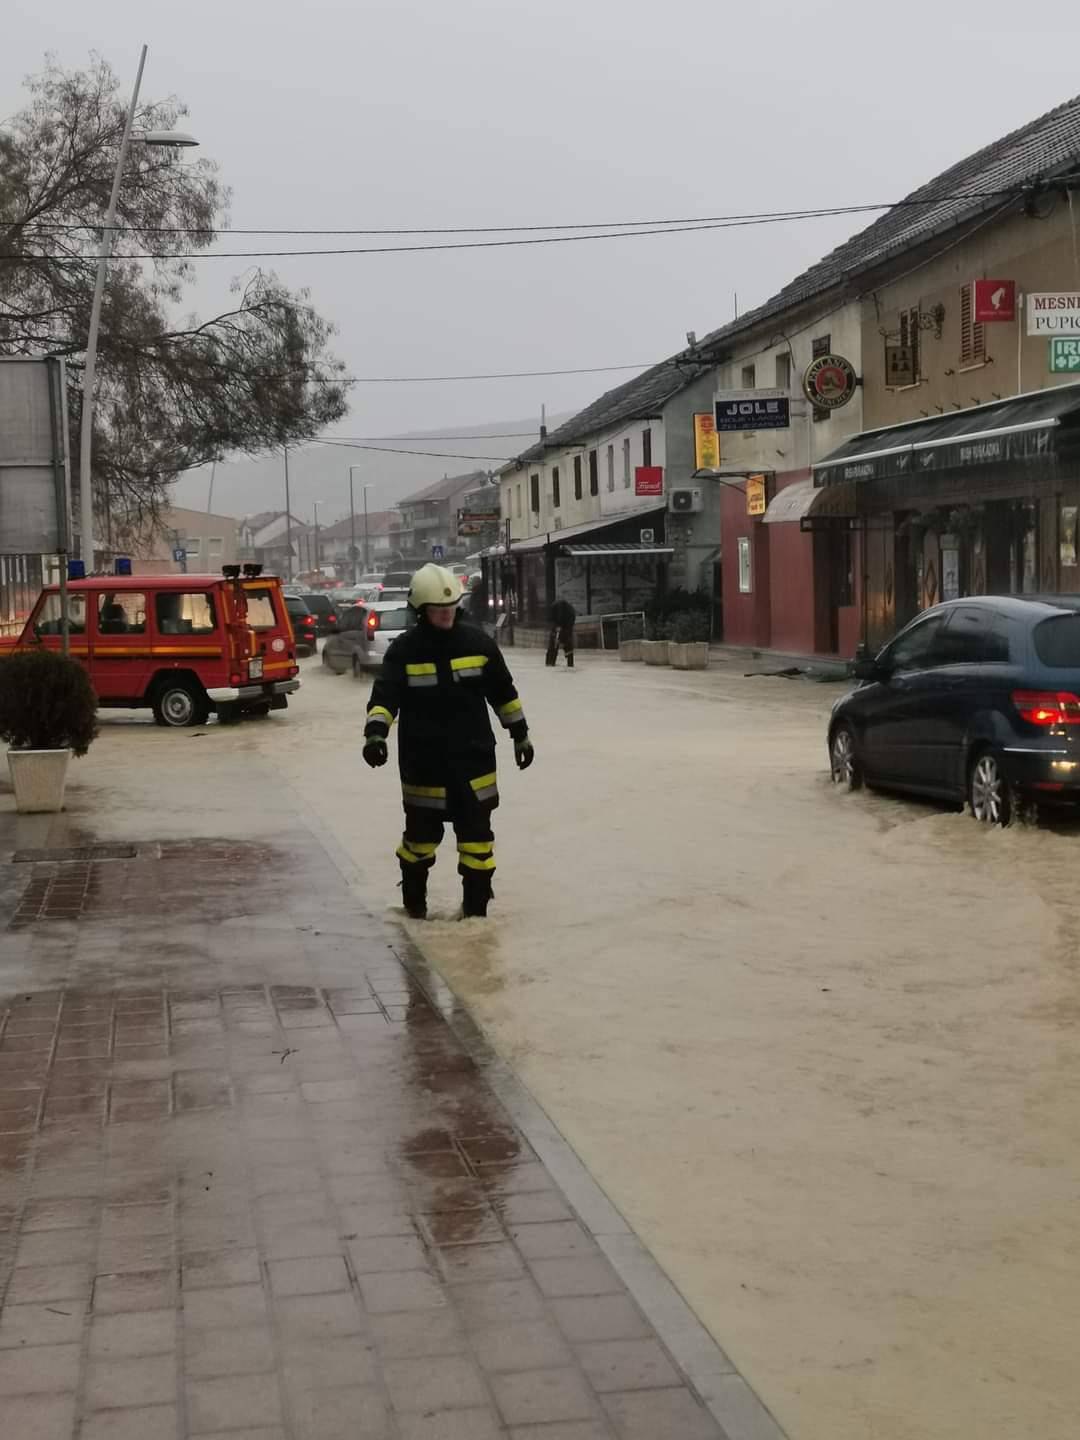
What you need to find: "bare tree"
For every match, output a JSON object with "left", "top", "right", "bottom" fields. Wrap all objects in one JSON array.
[{"left": 0, "top": 55, "right": 347, "bottom": 542}]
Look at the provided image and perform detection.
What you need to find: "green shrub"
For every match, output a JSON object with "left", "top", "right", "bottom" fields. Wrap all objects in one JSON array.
[
  {"left": 0, "top": 650, "right": 99, "bottom": 756},
  {"left": 668, "top": 610, "right": 711, "bottom": 643}
]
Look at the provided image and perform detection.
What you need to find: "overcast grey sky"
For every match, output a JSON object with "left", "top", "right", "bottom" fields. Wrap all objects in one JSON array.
[{"left": 6, "top": 0, "right": 1080, "bottom": 508}]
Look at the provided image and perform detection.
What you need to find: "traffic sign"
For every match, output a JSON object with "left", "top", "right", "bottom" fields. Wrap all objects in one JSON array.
[
  {"left": 431, "top": 544, "right": 445, "bottom": 560},
  {"left": 172, "top": 548, "right": 186, "bottom": 563}
]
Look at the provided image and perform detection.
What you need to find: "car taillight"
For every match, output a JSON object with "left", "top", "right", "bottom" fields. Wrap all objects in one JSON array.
[
  {"left": 328, "top": 613, "right": 337, "bottom": 624},
  {"left": 367, "top": 614, "right": 379, "bottom": 631},
  {"left": 1012, "top": 690, "right": 1080, "bottom": 725}
]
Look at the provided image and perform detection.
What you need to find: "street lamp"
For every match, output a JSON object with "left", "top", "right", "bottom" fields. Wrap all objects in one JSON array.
[
  {"left": 78, "top": 44, "right": 200, "bottom": 567},
  {"left": 349, "top": 466, "right": 375, "bottom": 584}
]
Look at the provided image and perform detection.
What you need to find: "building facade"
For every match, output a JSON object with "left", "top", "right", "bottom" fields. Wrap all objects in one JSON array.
[{"left": 393, "top": 471, "right": 489, "bottom": 565}]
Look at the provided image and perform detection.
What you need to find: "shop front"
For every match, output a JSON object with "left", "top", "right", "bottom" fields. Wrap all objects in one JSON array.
[{"left": 815, "top": 385, "right": 1080, "bottom": 651}]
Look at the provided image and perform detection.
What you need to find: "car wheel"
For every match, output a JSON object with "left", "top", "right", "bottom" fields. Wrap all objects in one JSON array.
[
  {"left": 152, "top": 681, "right": 209, "bottom": 728},
  {"left": 968, "top": 748, "right": 1013, "bottom": 827},
  {"left": 830, "top": 723, "right": 863, "bottom": 791}
]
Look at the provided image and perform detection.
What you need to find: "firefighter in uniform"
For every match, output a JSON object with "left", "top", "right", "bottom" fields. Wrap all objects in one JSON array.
[{"left": 362, "top": 564, "right": 534, "bottom": 919}]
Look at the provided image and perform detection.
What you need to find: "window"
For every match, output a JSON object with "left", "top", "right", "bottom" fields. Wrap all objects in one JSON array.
[
  {"left": 515, "top": 485, "right": 522, "bottom": 518},
  {"left": 641, "top": 428, "right": 652, "bottom": 467},
  {"left": 1034, "top": 615, "right": 1080, "bottom": 667},
  {"left": 243, "top": 586, "right": 278, "bottom": 630},
  {"left": 156, "top": 591, "right": 218, "bottom": 636},
  {"left": 207, "top": 537, "right": 224, "bottom": 562},
  {"left": 811, "top": 334, "right": 832, "bottom": 422},
  {"left": 741, "top": 364, "right": 756, "bottom": 389},
  {"left": 589, "top": 449, "right": 599, "bottom": 496},
  {"left": 938, "top": 606, "right": 1009, "bottom": 665},
  {"left": 32, "top": 592, "right": 86, "bottom": 636},
  {"left": 552, "top": 467, "right": 561, "bottom": 509},
  {"left": 886, "top": 614, "right": 946, "bottom": 673},
  {"left": 960, "top": 285, "right": 986, "bottom": 366},
  {"left": 898, "top": 308, "right": 921, "bottom": 383},
  {"left": 775, "top": 353, "right": 792, "bottom": 390},
  {"left": 622, "top": 438, "right": 631, "bottom": 486},
  {"left": 737, "top": 536, "right": 752, "bottom": 593},
  {"left": 530, "top": 473, "right": 540, "bottom": 514},
  {"left": 606, "top": 445, "right": 615, "bottom": 491},
  {"left": 184, "top": 537, "right": 201, "bottom": 560},
  {"left": 97, "top": 591, "right": 147, "bottom": 635},
  {"left": 573, "top": 455, "right": 583, "bottom": 500}
]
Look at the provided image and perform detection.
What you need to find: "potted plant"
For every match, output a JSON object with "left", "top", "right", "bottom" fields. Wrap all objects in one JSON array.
[
  {"left": 668, "top": 610, "right": 711, "bottom": 669},
  {"left": 618, "top": 616, "right": 645, "bottom": 662},
  {"left": 0, "top": 650, "right": 98, "bottom": 813}
]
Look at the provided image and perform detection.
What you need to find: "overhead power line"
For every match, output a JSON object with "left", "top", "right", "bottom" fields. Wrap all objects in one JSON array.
[
  {"left": 20, "top": 188, "right": 1032, "bottom": 238},
  {"left": 312, "top": 362, "right": 655, "bottom": 383},
  {"left": 12, "top": 188, "right": 1039, "bottom": 262},
  {"left": 313, "top": 439, "right": 514, "bottom": 461}
]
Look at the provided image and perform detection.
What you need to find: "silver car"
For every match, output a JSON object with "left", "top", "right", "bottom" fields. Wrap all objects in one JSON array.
[{"left": 321, "top": 601, "right": 412, "bottom": 675}]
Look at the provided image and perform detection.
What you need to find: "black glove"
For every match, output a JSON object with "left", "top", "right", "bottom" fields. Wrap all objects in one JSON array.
[
  {"left": 514, "top": 737, "right": 534, "bottom": 771},
  {"left": 363, "top": 738, "right": 388, "bottom": 768}
]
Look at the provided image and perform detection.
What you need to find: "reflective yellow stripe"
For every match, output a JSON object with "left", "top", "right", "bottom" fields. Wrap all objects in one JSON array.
[
  {"left": 450, "top": 655, "right": 488, "bottom": 671},
  {"left": 469, "top": 773, "right": 497, "bottom": 793},
  {"left": 459, "top": 853, "right": 496, "bottom": 871},
  {"left": 367, "top": 705, "right": 394, "bottom": 726},
  {"left": 397, "top": 840, "right": 438, "bottom": 864},
  {"left": 405, "top": 841, "right": 439, "bottom": 856},
  {"left": 498, "top": 698, "right": 523, "bottom": 718},
  {"left": 405, "top": 662, "right": 437, "bottom": 675},
  {"left": 457, "top": 842, "right": 493, "bottom": 855},
  {"left": 403, "top": 783, "right": 447, "bottom": 799}
]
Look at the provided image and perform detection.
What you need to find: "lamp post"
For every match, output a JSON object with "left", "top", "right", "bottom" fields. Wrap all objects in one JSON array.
[
  {"left": 348, "top": 467, "right": 376, "bottom": 583},
  {"left": 312, "top": 500, "right": 326, "bottom": 579},
  {"left": 78, "top": 44, "right": 200, "bottom": 568}
]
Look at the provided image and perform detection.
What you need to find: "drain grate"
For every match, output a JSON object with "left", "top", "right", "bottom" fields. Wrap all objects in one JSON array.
[{"left": 12, "top": 844, "right": 139, "bottom": 864}]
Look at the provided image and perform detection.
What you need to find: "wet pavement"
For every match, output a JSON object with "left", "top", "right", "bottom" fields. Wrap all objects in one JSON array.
[{"left": 0, "top": 757, "right": 735, "bottom": 1437}]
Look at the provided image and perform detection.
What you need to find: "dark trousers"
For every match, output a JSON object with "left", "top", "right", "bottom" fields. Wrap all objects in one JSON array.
[
  {"left": 546, "top": 623, "right": 575, "bottom": 666},
  {"left": 395, "top": 771, "right": 496, "bottom": 878}
]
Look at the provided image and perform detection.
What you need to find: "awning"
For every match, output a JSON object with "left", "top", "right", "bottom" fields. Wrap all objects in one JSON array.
[
  {"left": 814, "top": 383, "right": 1080, "bottom": 487},
  {"left": 560, "top": 543, "right": 673, "bottom": 558},
  {"left": 763, "top": 478, "right": 857, "bottom": 525},
  {"left": 501, "top": 506, "right": 666, "bottom": 555}
]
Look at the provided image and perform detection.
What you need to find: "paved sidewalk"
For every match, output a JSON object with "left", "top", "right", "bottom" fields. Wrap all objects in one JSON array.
[{"left": 0, "top": 784, "right": 728, "bottom": 1437}]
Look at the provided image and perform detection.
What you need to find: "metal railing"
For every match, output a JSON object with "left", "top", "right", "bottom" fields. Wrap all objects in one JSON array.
[{"left": 599, "top": 610, "right": 646, "bottom": 649}]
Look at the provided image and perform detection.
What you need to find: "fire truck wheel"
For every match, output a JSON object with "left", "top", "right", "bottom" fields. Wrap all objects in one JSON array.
[{"left": 152, "top": 680, "right": 210, "bottom": 728}]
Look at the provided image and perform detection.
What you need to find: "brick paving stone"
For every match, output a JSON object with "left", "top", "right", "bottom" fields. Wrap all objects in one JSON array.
[{"left": 0, "top": 847, "right": 735, "bottom": 1440}]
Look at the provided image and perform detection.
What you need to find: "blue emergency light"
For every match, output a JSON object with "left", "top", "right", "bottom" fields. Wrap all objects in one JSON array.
[
  {"left": 67, "top": 560, "right": 86, "bottom": 580},
  {"left": 115, "top": 557, "right": 132, "bottom": 576}
]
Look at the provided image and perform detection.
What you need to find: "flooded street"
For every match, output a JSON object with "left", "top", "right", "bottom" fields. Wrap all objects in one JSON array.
[{"left": 245, "top": 647, "right": 1080, "bottom": 1440}]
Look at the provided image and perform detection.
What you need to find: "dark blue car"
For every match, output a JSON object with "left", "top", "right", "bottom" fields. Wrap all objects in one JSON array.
[{"left": 828, "top": 595, "right": 1080, "bottom": 825}]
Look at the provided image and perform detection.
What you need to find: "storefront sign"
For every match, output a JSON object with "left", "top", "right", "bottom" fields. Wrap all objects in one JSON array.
[
  {"left": 817, "top": 424, "right": 1052, "bottom": 488},
  {"left": 1027, "top": 292, "right": 1080, "bottom": 336},
  {"left": 715, "top": 390, "right": 790, "bottom": 431},
  {"left": 973, "top": 279, "right": 1016, "bottom": 323},
  {"left": 885, "top": 344, "right": 915, "bottom": 386},
  {"left": 634, "top": 466, "right": 664, "bottom": 497},
  {"left": 1049, "top": 338, "right": 1080, "bottom": 372},
  {"left": 746, "top": 474, "right": 768, "bottom": 516},
  {"left": 693, "top": 412, "right": 721, "bottom": 469},
  {"left": 802, "top": 354, "right": 858, "bottom": 409},
  {"left": 1062, "top": 506, "right": 1078, "bottom": 567}
]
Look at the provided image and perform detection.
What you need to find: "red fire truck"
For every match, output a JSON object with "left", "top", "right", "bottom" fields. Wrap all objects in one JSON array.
[{"left": 0, "top": 566, "right": 300, "bottom": 727}]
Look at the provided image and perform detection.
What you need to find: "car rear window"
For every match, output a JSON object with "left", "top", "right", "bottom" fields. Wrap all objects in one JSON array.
[
  {"left": 244, "top": 586, "right": 280, "bottom": 630},
  {"left": 303, "top": 594, "right": 331, "bottom": 615},
  {"left": 1034, "top": 614, "right": 1080, "bottom": 667},
  {"left": 380, "top": 607, "right": 410, "bottom": 631}
]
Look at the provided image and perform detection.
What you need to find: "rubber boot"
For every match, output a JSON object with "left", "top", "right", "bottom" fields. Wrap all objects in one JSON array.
[
  {"left": 461, "top": 868, "right": 494, "bottom": 919},
  {"left": 545, "top": 645, "right": 557, "bottom": 667},
  {"left": 400, "top": 863, "right": 428, "bottom": 920},
  {"left": 566, "top": 651, "right": 574, "bottom": 668}
]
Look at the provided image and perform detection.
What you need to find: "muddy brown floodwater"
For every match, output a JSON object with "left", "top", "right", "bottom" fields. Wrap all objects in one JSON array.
[{"left": 102, "top": 649, "right": 1080, "bottom": 1439}]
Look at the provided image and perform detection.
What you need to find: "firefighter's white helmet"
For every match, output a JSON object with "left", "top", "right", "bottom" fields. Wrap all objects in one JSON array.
[{"left": 408, "top": 563, "right": 462, "bottom": 610}]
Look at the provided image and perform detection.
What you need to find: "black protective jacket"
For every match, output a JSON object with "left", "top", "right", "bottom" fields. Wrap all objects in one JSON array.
[{"left": 364, "top": 616, "right": 528, "bottom": 786}]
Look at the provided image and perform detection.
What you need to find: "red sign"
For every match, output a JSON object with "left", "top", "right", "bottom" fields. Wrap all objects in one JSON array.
[
  {"left": 634, "top": 466, "right": 664, "bottom": 497},
  {"left": 973, "top": 279, "right": 1016, "bottom": 323}
]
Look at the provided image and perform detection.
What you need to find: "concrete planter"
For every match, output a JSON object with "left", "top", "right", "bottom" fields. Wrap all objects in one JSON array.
[
  {"left": 619, "top": 639, "right": 643, "bottom": 662},
  {"left": 642, "top": 640, "right": 670, "bottom": 666},
  {"left": 669, "top": 642, "right": 710, "bottom": 671},
  {"left": 7, "top": 748, "right": 71, "bottom": 814}
]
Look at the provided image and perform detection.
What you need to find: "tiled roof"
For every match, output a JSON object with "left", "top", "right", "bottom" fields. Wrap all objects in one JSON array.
[
  {"left": 399, "top": 469, "right": 491, "bottom": 505},
  {"left": 506, "top": 92, "right": 1080, "bottom": 467},
  {"left": 697, "top": 92, "right": 1080, "bottom": 351},
  {"left": 317, "top": 510, "right": 396, "bottom": 540}
]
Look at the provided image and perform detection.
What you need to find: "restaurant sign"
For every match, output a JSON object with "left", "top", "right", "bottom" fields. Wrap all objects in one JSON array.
[{"left": 715, "top": 390, "right": 790, "bottom": 431}]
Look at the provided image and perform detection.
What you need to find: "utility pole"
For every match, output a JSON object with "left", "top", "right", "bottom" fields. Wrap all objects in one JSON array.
[
  {"left": 363, "top": 485, "right": 370, "bottom": 576},
  {"left": 283, "top": 446, "right": 293, "bottom": 581},
  {"left": 348, "top": 466, "right": 359, "bottom": 585}
]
